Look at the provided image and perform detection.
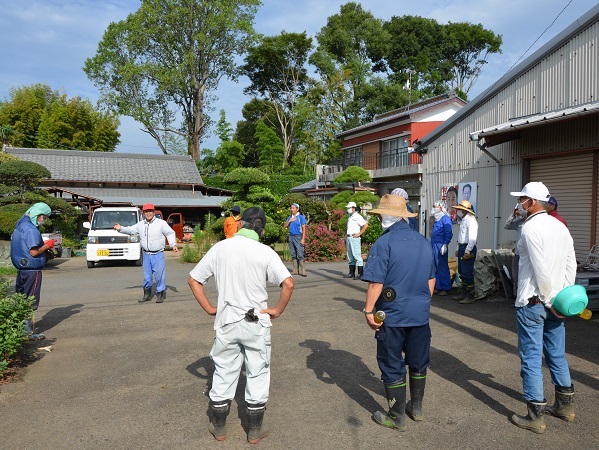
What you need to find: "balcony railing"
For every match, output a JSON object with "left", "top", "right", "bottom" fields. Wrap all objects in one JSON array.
[{"left": 320, "top": 151, "right": 422, "bottom": 181}]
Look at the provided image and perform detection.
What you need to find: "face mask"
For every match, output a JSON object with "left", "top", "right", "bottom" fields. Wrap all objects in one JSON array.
[
  {"left": 430, "top": 208, "right": 437, "bottom": 217},
  {"left": 457, "top": 210, "right": 465, "bottom": 219},
  {"left": 381, "top": 214, "right": 400, "bottom": 230},
  {"left": 347, "top": 208, "right": 353, "bottom": 214},
  {"left": 433, "top": 210, "right": 445, "bottom": 222},
  {"left": 517, "top": 199, "right": 530, "bottom": 217}
]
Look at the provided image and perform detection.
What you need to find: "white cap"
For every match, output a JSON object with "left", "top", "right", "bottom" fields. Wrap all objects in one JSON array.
[
  {"left": 390, "top": 188, "right": 409, "bottom": 200},
  {"left": 346, "top": 202, "right": 357, "bottom": 208},
  {"left": 510, "top": 182, "right": 550, "bottom": 201}
]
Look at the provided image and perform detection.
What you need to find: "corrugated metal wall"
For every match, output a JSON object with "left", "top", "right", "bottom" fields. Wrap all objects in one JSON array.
[{"left": 422, "top": 15, "right": 599, "bottom": 251}]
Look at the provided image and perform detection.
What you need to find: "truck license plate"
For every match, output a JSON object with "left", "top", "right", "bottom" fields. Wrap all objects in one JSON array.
[{"left": 97, "top": 249, "right": 110, "bottom": 256}]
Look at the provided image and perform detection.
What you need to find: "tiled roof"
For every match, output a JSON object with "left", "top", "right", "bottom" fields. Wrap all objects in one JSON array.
[
  {"left": 5, "top": 148, "right": 203, "bottom": 185},
  {"left": 45, "top": 186, "right": 229, "bottom": 208},
  {"left": 290, "top": 179, "right": 318, "bottom": 192}
]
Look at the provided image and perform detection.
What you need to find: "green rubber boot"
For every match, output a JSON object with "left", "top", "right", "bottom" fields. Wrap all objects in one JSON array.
[
  {"left": 546, "top": 385, "right": 575, "bottom": 422},
  {"left": 511, "top": 400, "right": 546, "bottom": 434},
  {"left": 373, "top": 379, "right": 407, "bottom": 431}
]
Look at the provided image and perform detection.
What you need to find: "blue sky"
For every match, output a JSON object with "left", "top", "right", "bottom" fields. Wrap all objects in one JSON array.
[{"left": 0, "top": 0, "right": 596, "bottom": 155}]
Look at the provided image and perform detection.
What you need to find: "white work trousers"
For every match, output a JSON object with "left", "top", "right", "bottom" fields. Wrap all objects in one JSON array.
[{"left": 209, "top": 319, "right": 272, "bottom": 404}]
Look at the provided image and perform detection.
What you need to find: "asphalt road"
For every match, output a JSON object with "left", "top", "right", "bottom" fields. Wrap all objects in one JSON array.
[{"left": 1, "top": 251, "right": 598, "bottom": 449}]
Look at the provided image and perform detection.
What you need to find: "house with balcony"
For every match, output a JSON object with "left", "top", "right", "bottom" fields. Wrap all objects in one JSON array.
[{"left": 320, "top": 92, "right": 467, "bottom": 215}]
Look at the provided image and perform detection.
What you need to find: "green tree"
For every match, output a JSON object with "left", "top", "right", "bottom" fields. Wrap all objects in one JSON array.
[
  {"left": 215, "top": 140, "right": 245, "bottom": 173},
  {"left": 234, "top": 98, "right": 280, "bottom": 167},
  {"left": 0, "top": 84, "right": 120, "bottom": 151},
  {"left": 84, "top": 0, "right": 261, "bottom": 160},
  {"left": 255, "top": 120, "right": 284, "bottom": 173},
  {"left": 0, "top": 160, "right": 51, "bottom": 199},
  {"left": 242, "top": 31, "right": 313, "bottom": 162},
  {"left": 222, "top": 167, "right": 270, "bottom": 200},
  {"left": 216, "top": 109, "right": 234, "bottom": 142},
  {"left": 333, "top": 165, "right": 372, "bottom": 184},
  {"left": 310, "top": 2, "right": 389, "bottom": 128}
]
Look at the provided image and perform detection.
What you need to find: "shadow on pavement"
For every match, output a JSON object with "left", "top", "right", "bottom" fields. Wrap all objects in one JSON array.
[
  {"left": 430, "top": 347, "right": 521, "bottom": 419},
  {"left": 300, "top": 339, "right": 382, "bottom": 420},
  {"left": 35, "top": 304, "right": 84, "bottom": 334}
]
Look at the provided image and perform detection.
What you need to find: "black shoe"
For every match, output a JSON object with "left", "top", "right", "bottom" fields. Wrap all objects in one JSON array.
[{"left": 156, "top": 290, "right": 166, "bottom": 303}]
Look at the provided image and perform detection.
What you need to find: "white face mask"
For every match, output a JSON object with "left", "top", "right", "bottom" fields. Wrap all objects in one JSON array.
[
  {"left": 381, "top": 214, "right": 400, "bottom": 230},
  {"left": 432, "top": 209, "right": 445, "bottom": 222},
  {"left": 517, "top": 199, "right": 531, "bottom": 217},
  {"left": 347, "top": 208, "right": 353, "bottom": 214},
  {"left": 457, "top": 210, "right": 465, "bottom": 219}
]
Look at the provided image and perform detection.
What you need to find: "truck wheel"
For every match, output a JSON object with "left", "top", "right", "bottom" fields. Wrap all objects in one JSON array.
[
  {"left": 87, "top": 261, "right": 95, "bottom": 268},
  {"left": 135, "top": 255, "right": 143, "bottom": 266}
]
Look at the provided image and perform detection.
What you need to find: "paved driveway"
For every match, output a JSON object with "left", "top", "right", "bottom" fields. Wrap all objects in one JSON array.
[{"left": 1, "top": 252, "right": 598, "bottom": 449}]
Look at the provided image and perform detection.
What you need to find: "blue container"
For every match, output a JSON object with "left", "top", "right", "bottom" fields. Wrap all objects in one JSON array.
[{"left": 553, "top": 285, "right": 588, "bottom": 316}]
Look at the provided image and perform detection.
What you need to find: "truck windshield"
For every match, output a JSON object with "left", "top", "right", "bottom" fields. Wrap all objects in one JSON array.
[{"left": 92, "top": 211, "right": 139, "bottom": 230}]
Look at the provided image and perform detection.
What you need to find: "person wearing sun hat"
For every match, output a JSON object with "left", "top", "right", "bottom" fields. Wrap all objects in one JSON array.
[
  {"left": 451, "top": 199, "right": 478, "bottom": 304},
  {"left": 361, "top": 195, "right": 435, "bottom": 431},
  {"left": 508, "top": 182, "right": 577, "bottom": 433}
]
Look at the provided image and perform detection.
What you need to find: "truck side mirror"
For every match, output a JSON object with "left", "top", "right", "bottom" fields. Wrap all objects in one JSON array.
[{"left": 83, "top": 221, "right": 91, "bottom": 229}]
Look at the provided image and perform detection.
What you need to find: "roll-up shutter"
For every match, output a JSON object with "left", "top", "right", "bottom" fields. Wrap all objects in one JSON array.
[{"left": 530, "top": 152, "right": 595, "bottom": 262}]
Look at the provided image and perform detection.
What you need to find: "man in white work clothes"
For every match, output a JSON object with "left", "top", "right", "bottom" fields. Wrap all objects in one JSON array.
[
  {"left": 188, "top": 207, "right": 294, "bottom": 444},
  {"left": 114, "top": 203, "right": 178, "bottom": 303},
  {"left": 344, "top": 201, "right": 369, "bottom": 280},
  {"left": 508, "top": 182, "right": 577, "bottom": 434}
]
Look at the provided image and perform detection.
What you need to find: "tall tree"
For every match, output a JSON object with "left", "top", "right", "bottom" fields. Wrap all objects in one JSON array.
[
  {"left": 84, "top": 0, "right": 261, "bottom": 160},
  {"left": 234, "top": 98, "right": 279, "bottom": 167},
  {"left": 241, "top": 31, "right": 312, "bottom": 162},
  {"left": 255, "top": 120, "right": 284, "bottom": 173},
  {"left": 310, "top": 2, "right": 389, "bottom": 128}
]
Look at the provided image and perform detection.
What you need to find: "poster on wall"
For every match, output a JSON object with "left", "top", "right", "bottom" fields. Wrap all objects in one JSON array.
[
  {"left": 458, "top": 182, "right": 478, "bottom": 215},
  {"left": 441, "top": 184, "right": 459, "bottom": 223}
]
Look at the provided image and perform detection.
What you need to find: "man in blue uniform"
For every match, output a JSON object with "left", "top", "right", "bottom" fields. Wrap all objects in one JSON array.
[
  {"left": 430, "top": 201, "right": 453, "bottom": 295},
  {"left": 283, "top": 203, "right": 307, "bottom": 276},
  {"left": 361, "top": 194, "right": 435, "bottom": 432},
  {"left": 11, "top": 202, "right": 56, "bottom": 340}
]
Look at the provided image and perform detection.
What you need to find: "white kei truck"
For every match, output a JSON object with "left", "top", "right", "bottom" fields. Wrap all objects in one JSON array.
[{"left": 83, "top": 207, "right": 143, "bottom": 268}]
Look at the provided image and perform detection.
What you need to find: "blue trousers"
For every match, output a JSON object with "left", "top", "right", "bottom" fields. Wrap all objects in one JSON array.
[
  {"left": 288, "top": 234, "right": 304, "bottom": 261},
  {"left": 143, "top": 252, "right": 166, "bottom": 292},
  {"left": 16, "top": 270, "right": 42, "bottom": 310},
  {"left": 432, "top": 243, "right": 452, "bottom": 291},
  {"left": 457, "top": 243, "right": 476, "bottom": 286},
  {"left": 346, "top": 236, "right": 363, "bottom": 267},
  {"left": 375, "top": 324, "right": 431, "bottom": 384},
  {"left": 516, "top": 303, "right": 572, "bottom": 401}
]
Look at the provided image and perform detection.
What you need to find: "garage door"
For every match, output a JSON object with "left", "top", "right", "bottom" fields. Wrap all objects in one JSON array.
[{"left": 530, "top": 151, "right": 597, "bottom": 262}]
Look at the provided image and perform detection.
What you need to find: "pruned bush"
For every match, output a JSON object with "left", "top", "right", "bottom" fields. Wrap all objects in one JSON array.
[
  {"left": 0, "top": 204, "right": 29, "bottom": 236},
  {"left": 0, "top": 280, "right": 34, "bottom": 375},
  {"left": 304, "top": 223, "right": 345, "bottom": 262}
]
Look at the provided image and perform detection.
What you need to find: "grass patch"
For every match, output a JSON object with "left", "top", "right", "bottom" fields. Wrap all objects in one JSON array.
[{"left": 0, "top": 267, "right": 17, "bottom": 276}]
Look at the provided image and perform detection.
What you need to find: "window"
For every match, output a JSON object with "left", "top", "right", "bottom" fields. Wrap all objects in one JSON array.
[
  {"left": 380, "top": 137, "right": 409, "bottom": 168},
  {"left": 343, "top": 146, "right": 362, "bottom": 167}
]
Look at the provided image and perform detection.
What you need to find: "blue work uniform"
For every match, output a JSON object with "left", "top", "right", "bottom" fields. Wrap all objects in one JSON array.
[
  {"left": 430, "top": 214, "right": 453, "bottom": 291},
  {"left": 11, "top": 215, "right": 47, "bottom": 310},
  {"left": 362, "top": 220, "right": 435, "bottom": 383},
  {"left": 285, "top": 213, "right": 306, "bottom": 261}
]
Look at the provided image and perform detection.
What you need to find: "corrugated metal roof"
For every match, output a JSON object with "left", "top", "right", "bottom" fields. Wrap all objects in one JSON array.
[
  {"left": 418, "top": 3, "right": 599, "bottom": 148},
  {"left": 470, "top": 101, "right": 599, "bottom": 146},
  {"left": 45, "top": 186, "right": 229, "bottom": 208},
  {"left": 5, "top": 147, "right": 204, "bottom": 185}
]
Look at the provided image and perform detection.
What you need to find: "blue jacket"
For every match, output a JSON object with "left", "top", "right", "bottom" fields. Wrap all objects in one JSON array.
[
  {"left": 431, "top": 214, "right": 453, "bottom": 245},
  {"left": 362, "top": 220, "right": 435, "bottom": 327},
  {"left": 11, "top": 215, "right": 46, "bottom": 271}
]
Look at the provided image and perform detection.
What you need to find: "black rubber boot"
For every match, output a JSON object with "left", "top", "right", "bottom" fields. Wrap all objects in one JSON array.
[
  {"left": 208, "top": 399, "right": 231, "bottom": 441},
  {"left": 247, "top": 403, "right": 269, "bottom": 444},
  {"left": 299, "top": 260, "right": 307, "bottom": 277},
  {"left": 356, "top": 266, "right": 364, "bottom": 280},
  {"left": 406, "top": 369, "right": 426, "bottom": 421},
  {"left": 343, "top": 265, "right": 356, "bottom": 278},
  {"left": 511, "top": 400, "right": 547, "bottom": 434},
  {"left": 155, "top": 290, "right": 166, "bottom": 303},
  {"left": 452, "top": 284, "right": 467, "bottom": 301},
  {"left": 139, "top": 288, "right": 152, "bottom": 303},
  {"left": 546, "top": 384, "right": 575, "bottom": 422},
  {"left": 373, "top": 379, "right": 407, "bottom": 431}
]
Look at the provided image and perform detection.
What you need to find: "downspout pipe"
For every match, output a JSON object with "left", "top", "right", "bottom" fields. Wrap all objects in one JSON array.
[{"left": 475, "top": 139, "right": 501, "bottom": 250}]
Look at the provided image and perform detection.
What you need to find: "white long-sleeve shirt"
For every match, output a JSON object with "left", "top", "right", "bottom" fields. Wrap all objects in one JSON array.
[
  {"left": 119, "top": 218, "right": 176, "bottom": 252},
  {"left": 457, "top": 214, "right": 478, "bottom": 253},
  {"left": 515, "top": 211, "right": 577, "bottom": 307}
]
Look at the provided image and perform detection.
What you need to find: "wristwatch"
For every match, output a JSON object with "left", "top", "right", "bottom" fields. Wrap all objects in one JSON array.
[{"left": 362, "top": 309, "right": 374, "bottom": 315}]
